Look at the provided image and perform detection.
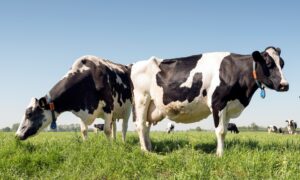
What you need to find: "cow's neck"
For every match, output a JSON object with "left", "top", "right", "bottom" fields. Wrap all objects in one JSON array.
[
  {"left": 218, "top": 54, "right": 259, "bottom": 107},
  {"left": 237, "top": 55, "right": 260, "bottom": 106},
  {"left": 47, "top": 72, "right": 90, "bottom": 114}
]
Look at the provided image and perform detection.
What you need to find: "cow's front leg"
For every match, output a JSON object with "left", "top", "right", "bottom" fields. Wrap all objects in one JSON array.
[
  {"left": 134, "top": 93, "right": 151, "bottom": 151},
  {"left": 213, "top": 107, "right": 229, "bottom": 157},
  {"left": 103, "top": 113, "right": 113, "bottom": 140},
  {"left": 80, "top": 121, "right": 88, "bottom": 140}
]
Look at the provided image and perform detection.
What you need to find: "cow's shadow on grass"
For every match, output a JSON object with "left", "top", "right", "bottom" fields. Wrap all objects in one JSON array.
[{"left": 151, "top": 138, "right": 261, "bottom": 155}]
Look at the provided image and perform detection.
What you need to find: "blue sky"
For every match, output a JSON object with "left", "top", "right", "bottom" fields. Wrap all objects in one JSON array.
[{"left": 0, "top": 1, "right": 299, "bottom": 131}]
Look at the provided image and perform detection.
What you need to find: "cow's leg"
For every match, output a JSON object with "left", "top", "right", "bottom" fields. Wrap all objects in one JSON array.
[
  {"left": 80, "top": 121, "right": 88, "bottom": 140},
  {"left": 214, "top": 107, "right": 229, "bottom": 157},
  {"left": 103, "top": 113, "right": 113, "bottom": 140},
  {"left": 134, "top": 93, "right": 151, "bottom": 151},
  {"left": 145, "top": 122, "right": 152, "bottom": 150},
  {"left": 122, "top": 115, "right": 129, "bottom": 142},
  {"left": 111, "top": 120, "right": 117, "bottom": 140}
]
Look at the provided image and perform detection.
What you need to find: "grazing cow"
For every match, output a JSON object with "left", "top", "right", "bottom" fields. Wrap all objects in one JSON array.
[
  {"left": 286, "top": 119, "right": 297, "bottom": 134},
  {"left": 227, "top": 123, "right": 239, "bottom": 134},
  {"left": 16, "top": 55, "right": 132, "bottom": 142},
  {"left": 94, "top": 123, "right": 104, "bottom": 133},
  {"left": 267, "top": 125, "right": 278, "bottom": 133},
  {"left": 167, "top": 122, "right": 175, "bottom": 133},
  {"left": 131, "top": 47, "right": 288, "bottom": 156}
]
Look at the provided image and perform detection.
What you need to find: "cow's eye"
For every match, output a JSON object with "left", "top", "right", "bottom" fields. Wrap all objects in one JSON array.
[
  {"left": 26, "top": 109, "right": 33, "bottom": 117},
  {"left": 266, "top": 58, "right": 275, "bottom": 68}
]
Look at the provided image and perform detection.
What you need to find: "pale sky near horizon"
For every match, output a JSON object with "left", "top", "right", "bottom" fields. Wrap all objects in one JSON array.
[{"left": 0, "top": 1, "right": 299, "bottom": 131}]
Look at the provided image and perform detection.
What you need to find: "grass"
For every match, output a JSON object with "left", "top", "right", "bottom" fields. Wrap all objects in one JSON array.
[{"left": 1, "top": 131, "right": 300, "bottom": 179}]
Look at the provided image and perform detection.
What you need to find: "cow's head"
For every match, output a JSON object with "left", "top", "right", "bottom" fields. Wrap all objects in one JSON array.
[
  {"left": 252, "top": 47, "right": 289, "bottom": 92},
  {"left": 16, "top": 97, "right": 53, "bottom": 140},
  {"left": 286, "top": 119, "right": 294, "bottom": 127}
]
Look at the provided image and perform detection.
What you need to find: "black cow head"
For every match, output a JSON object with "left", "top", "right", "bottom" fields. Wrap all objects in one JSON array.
[
  {"left": 15, "top": 97, "right": 53, "bottom": 140},
  {"left": 252, "top": 47, "right": 289, "bottom": 92}
]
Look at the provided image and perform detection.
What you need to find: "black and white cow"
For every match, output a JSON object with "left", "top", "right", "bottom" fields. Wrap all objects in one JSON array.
[
  {"left": 94, "top": 123, "right": 105, "bottom": 133},
  {"left": 267, "top": 125, "right": 278, "bottom": 133},
  {"left": 227, "top": 123, "right": 239, "bottom": 134},
  {"left": 16, "top": 55, "right": 132, "bottom": 142},
  {"left": 130, "top": 47, "right": 288, "bottom": 156},
  {"left": 166, "top": 122, "right": 175, "bottom": 133},
  {"left": 286, "top": 119, "right": 297, "bottom": 134}
]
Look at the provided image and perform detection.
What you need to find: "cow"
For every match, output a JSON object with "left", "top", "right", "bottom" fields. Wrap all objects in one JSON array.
[
  {"left": 227, "top": 123, "right": 239, "bottom": 134},
  {"left": 166, "top": 122, "right": 175, "bottom": 133},
  {"left": 94, "top": 123, "right": 104, "bottom": 133},
  {"left": 16, "top": 55, "right": 132, "bottom": 142},
  {"left": 130, "top": 47, "right": 288, "bottom": 156},
  {"left": 267, "top": 125, "right": 278, "bottom": 133},
  {"left": 286, "top": 119, "right": 297, "bottom": 134}
]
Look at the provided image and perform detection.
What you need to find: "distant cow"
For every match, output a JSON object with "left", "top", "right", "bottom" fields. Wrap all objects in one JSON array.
[
  {"left": 286, "top": 119, "right": 297, "bottom": 134},
  {"left": 130, "top": 47, "right": 288, "bottom": 156},
  {"left": 94, "top": 124, "right": 104, "bottom": 133},
  {"left": 227, "top": 123, "right": 239, "bottom": 134},
  {"left": 16, "top": 55, "right": 132, "bottom": 142},
  {"left": 267, "top": 125, "right": 278, "bottom": 133},
  {"left": 167, "top": 122, "right": 175, "bottom": 133}
]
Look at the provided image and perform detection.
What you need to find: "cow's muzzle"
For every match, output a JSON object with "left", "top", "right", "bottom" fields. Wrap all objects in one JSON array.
[{"left": 278, "top": 82, "right": 289, "bottom": 91}]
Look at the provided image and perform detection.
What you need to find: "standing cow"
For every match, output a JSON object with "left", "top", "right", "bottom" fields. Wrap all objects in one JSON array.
[
  {"left": 286, "top": 119, "right": 297, "bottom": 134},
  {"left": 131, "top": 47, "right": 288, "bottom": 156},
  {"left": 16, "top": 55, "right": 132, "bottom": 142},
  {"left": 227, "top": 123, "right": 239, "bottom": 134}
]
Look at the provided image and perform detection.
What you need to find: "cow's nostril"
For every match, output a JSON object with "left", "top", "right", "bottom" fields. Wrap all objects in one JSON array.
[{"left": 279, "top": 84, "right": 289, "bottom": 91}]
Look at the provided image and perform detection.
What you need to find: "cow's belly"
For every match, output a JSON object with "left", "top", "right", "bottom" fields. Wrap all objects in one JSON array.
[
  {"left": 112, "top": 99, "right": 131, "bottom": 119},
  {"left": 157, "top": 98, "right": 211, "bottom": 123}
]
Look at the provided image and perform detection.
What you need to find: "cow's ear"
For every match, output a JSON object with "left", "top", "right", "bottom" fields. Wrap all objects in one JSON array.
[
  {"left": 286, "top": 120, "right": 289, "bottom": 122},
  {"left": 38, "top": 97, "right": 47, "bottom": 109},
  {"left": 276, "top": 47, "right": 281, "bottom": 55},
  {"left": 252, "top": 51, "right": 265, "bottom": 63}
]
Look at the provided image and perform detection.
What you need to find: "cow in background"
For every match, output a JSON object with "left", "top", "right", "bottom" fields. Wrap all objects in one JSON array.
[
  {"left": 166, "top": 122, "right": 175, "bottom": 133},
  {"left": 286, "top": 119, "right": 297, "bottom": 134},
  {"left": 16, "top": 55, "right": 132, "bottom": 142},
  {"left": 227, "top": 123, "right": 239, "bottom": 134},
  {"left": 94, "top": 124, "right": 104, "bottom": 133},
  {"left": 267, "top": 125, "right": 278, "bottom": 133}
]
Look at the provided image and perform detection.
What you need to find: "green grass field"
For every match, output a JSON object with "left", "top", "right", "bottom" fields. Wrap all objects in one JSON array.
[{"left": 1, "top": 131, "right": 300, "bottom": 179}]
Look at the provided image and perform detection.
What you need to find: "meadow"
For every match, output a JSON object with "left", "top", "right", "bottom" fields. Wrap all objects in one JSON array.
[{"left": 0, "top": 131, "right": 300, "bottom": 179}]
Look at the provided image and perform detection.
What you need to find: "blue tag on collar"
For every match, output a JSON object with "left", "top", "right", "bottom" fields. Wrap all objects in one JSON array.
[
  {"left": 260, "top": 88, "right": 265, "bottom": 99},
  {"left": 51, "top": 121, "right": 57, "bottom": 129}
]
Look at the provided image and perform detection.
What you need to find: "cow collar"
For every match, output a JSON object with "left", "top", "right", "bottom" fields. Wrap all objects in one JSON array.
[
  {"left": 252, "top": 61, "right": 266, "bottom": 98},
  {"left": 46, "top": 93, "right": 57, "bottom": 129}
]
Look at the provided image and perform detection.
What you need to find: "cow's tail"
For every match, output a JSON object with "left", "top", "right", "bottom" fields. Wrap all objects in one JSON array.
[{"left": 126, "top": 63, "right": 136, "bottom": 122}]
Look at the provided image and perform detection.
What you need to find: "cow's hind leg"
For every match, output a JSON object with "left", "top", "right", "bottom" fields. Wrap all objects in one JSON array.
[
  {"left": 111, "top": 120, "right": 117, "bottom": 140},
  {"left": 133, "top": 93, "right": 152, "bottom": 151},
  {"left": 122, "top": 114, "right": 130, "bottom": 142},
  {"left": 103, "top": 113, "right": 113, "bottom": 140}
]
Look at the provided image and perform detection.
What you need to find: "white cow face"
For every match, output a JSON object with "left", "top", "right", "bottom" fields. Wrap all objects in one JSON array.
[
  {"left": 253, "top": 47, "right": 289, "bottom": 92},
  {"left": 16, "top": 98, "right": 52, "bottom": 140}
]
